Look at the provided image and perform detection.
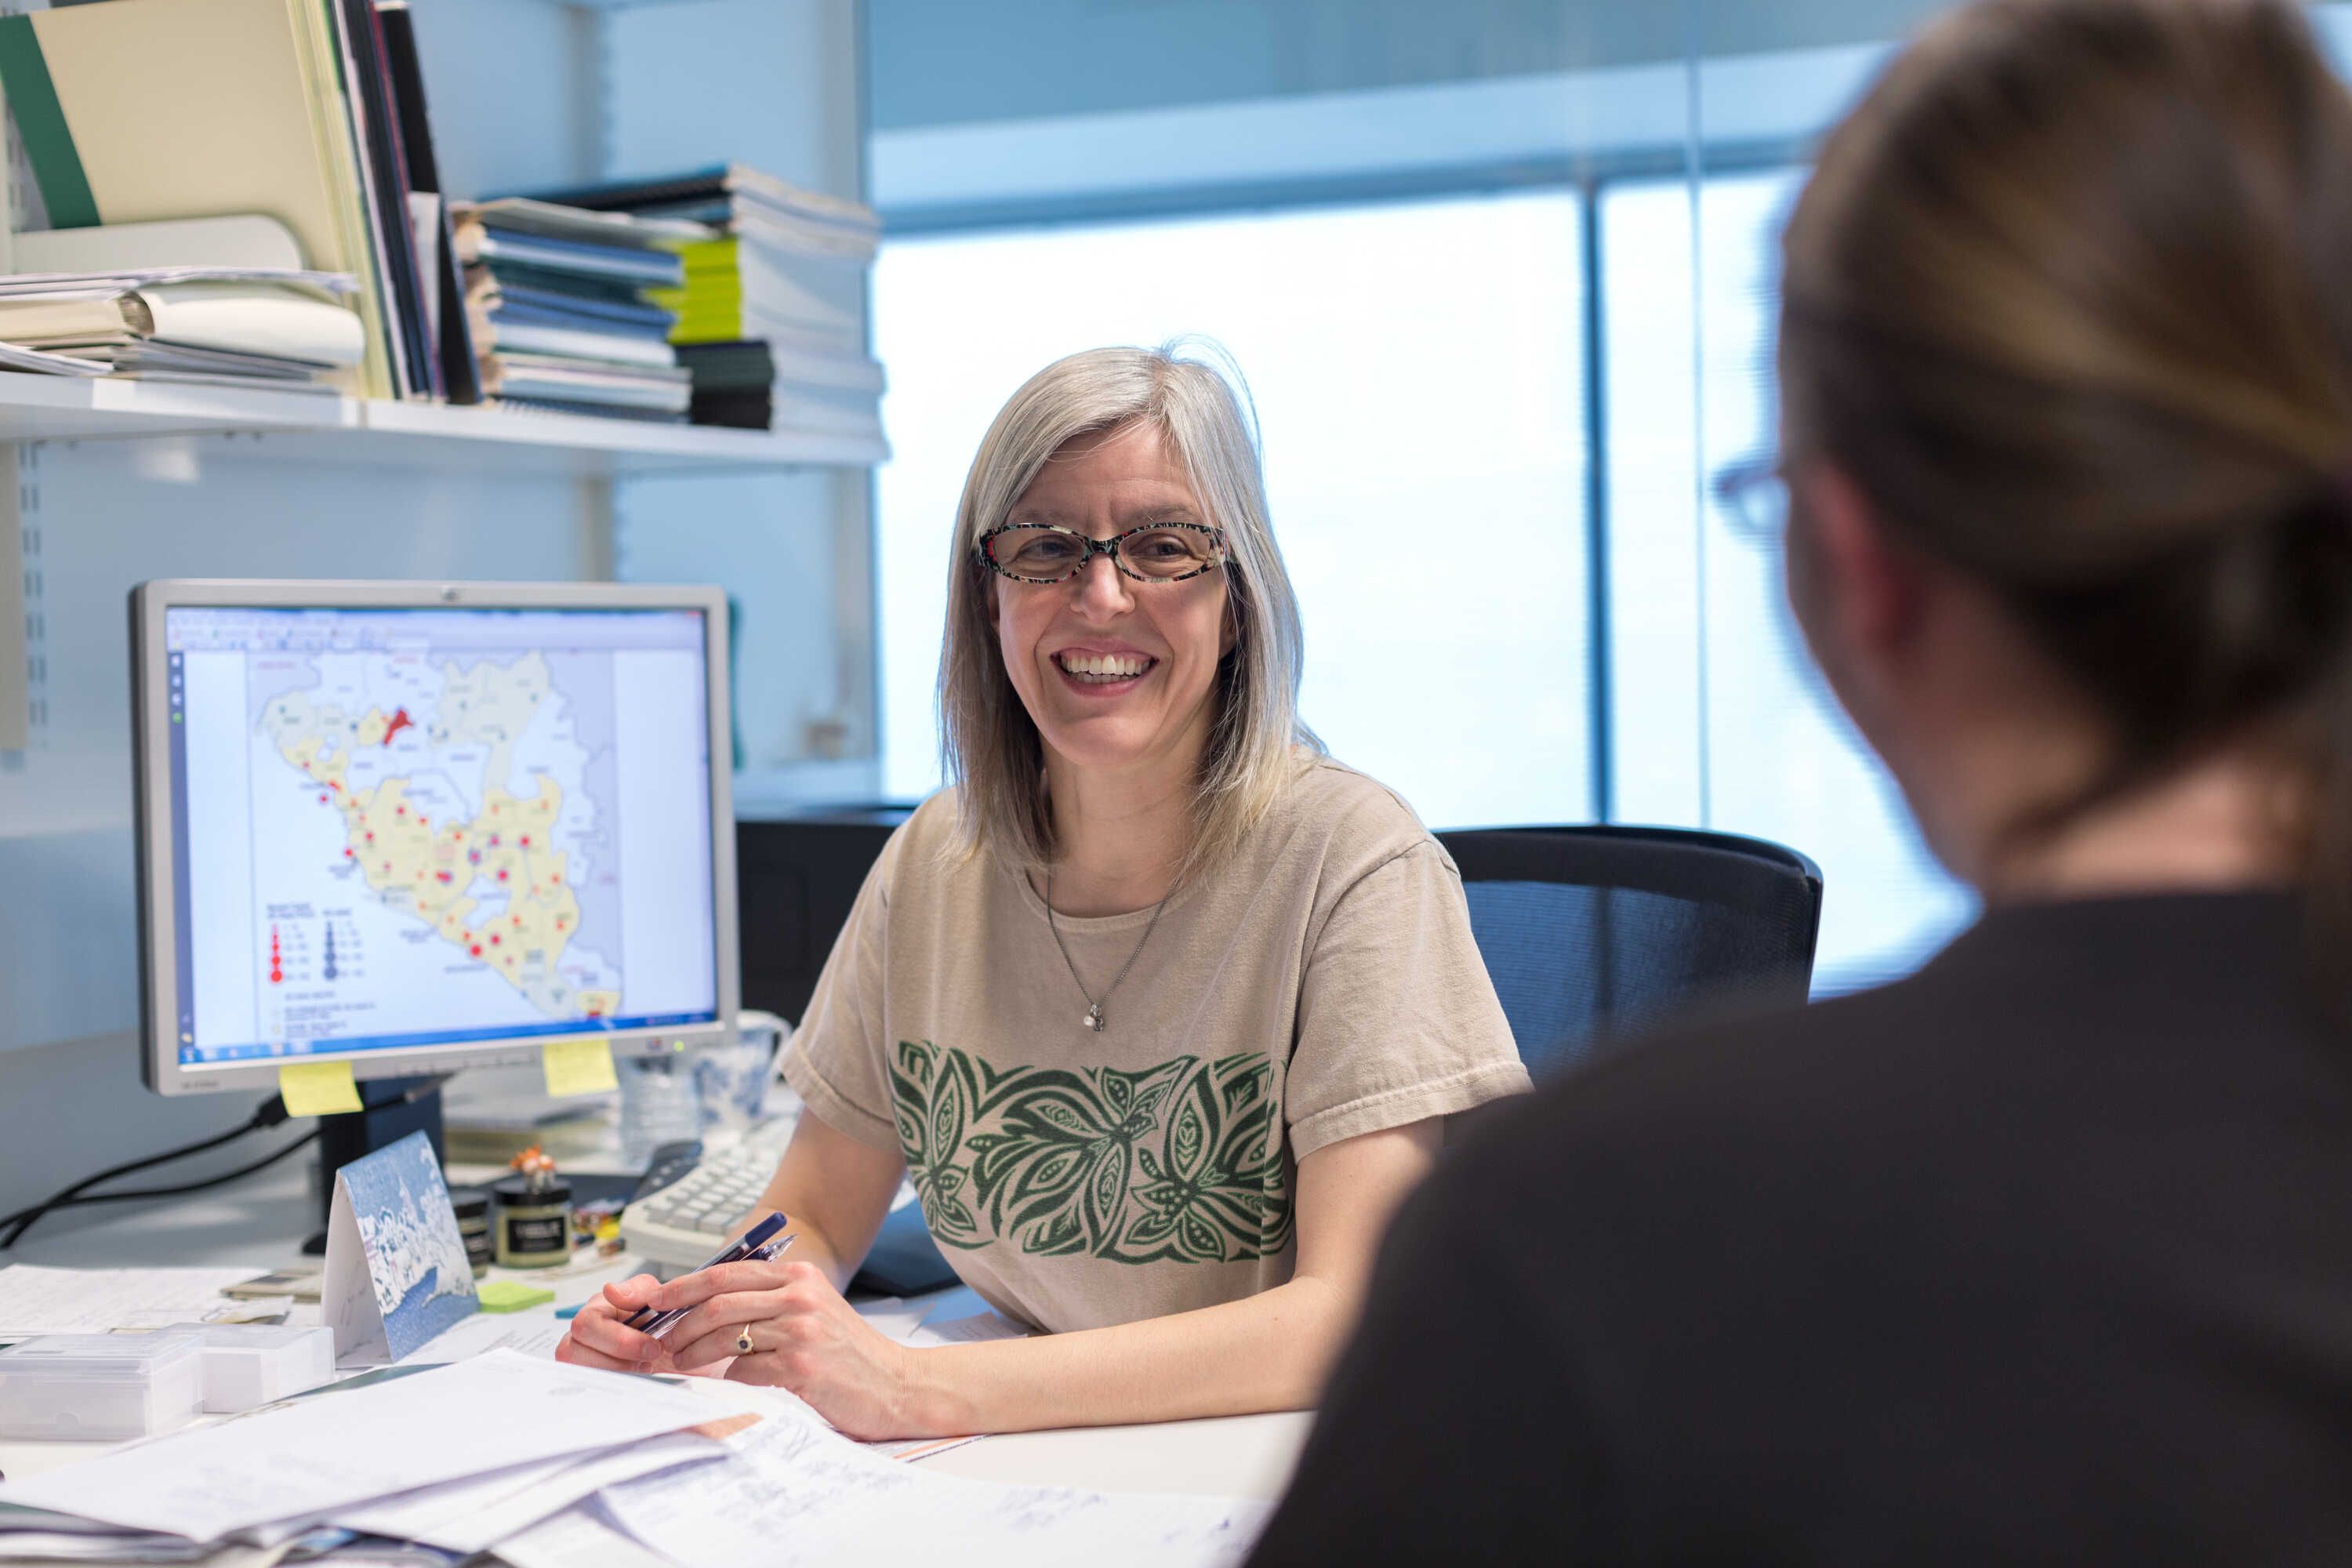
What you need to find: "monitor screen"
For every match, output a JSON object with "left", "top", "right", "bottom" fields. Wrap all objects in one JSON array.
[{"left": 147, "top": 595, "right": 726, "bottom": 1079}]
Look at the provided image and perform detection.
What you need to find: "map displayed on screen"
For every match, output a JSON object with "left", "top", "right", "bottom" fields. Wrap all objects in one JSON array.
[{"left": 165, "top": 605, "right": 720, "bottom": 1065}]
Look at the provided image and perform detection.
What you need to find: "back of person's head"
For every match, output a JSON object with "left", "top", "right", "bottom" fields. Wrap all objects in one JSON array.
[{"left": 1780, "top": 0, "right": 2352, "bottom": 907}]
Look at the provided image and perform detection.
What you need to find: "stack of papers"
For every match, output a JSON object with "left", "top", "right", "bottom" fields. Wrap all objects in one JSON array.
[
  {"left": 0, "top": 267, "right": 362, "bottom": 390},
  {"left": 451, "top": 202, "right": 692, "bottom": 423},
  {"left": 517, "top": 164, "right": 887, "bottom": 448},
  {"left": 0, "top": 1351, "right": 1270, "bottom": 1566},
  {"left": 0, "top": 1265, "right": 277, "bottom": 1338}
]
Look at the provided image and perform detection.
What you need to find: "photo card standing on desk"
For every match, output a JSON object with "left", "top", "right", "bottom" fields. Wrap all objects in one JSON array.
[{"left": 322, "top": 1130, "right": 479, "bottom": 1364}]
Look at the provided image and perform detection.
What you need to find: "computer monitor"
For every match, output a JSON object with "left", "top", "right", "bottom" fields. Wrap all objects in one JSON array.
[{"left": 132, "top": 579, "right": 739, "bottom": 1098}]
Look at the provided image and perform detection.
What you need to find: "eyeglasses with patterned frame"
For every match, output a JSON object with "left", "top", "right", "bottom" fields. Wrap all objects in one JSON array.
[{"left": 975, "top": 521, "right": 1229, "bottom": 585}]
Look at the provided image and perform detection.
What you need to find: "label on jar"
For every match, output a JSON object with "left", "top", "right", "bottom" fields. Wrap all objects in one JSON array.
[{"left": 501, "top": 1213, "right": 568, "bottom": 1255}]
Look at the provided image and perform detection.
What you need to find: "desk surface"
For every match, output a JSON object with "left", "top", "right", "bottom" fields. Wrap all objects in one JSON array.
[{"left": 2, "top": 1158, "right": 1312, "bottom": 1501}]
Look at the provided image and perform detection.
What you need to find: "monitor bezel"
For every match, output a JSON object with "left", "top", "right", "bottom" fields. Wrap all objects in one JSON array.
[{"left": 132, "top": 578, "right": 741, "bottom": 1097}]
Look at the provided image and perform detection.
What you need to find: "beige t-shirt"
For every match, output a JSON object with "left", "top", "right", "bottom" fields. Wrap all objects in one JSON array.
[{"left": 781, "top": 756, "right": 1529, "bottom": 1333}]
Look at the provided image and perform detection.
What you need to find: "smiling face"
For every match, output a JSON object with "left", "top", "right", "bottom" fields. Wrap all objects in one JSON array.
[{"left": 990, "top": 419, "right": 1233, "bottom": 786}]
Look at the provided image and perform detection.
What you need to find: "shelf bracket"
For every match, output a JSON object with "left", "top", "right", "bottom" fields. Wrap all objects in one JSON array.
[{"left": 0, "top": 444, "right": 27, "bottom": 751}]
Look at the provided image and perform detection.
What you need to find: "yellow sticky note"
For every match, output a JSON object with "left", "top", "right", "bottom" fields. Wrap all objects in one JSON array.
[
  {"left": 278, "top": 1060, "right": 361, "bottom": 1117},
  {"left": 543, "top": 1036, "right": 619, "bottom": 1098}
]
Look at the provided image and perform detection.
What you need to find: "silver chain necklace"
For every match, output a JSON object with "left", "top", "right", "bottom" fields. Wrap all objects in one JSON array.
[{"left": 1044, "top": 866, "right": 1174, "bottom": 1033}]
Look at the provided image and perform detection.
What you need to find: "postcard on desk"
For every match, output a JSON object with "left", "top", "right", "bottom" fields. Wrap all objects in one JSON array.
[{"left": 321, "top": 1131, "right": 478, "bottom": 1364}]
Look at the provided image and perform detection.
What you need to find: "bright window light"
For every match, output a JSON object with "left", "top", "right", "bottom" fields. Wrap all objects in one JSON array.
[{"left": 873, "top": 191, "right": 1593, "bottom": 829}]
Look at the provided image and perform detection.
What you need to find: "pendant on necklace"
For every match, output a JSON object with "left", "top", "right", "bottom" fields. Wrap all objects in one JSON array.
[{"left": 1084, "top": 1004, "right": 1105, "bottom": 1033}]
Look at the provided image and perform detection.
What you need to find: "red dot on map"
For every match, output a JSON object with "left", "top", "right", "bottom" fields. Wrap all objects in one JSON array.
[
  {"left": 317, "top": 794, "right": 327, "bottom": 804},
  {"left": 557, "top": 917, "right": 566, "bottom": 929},
  {"left": 343, "top": 849, "right": 354, "bottom": 858},
  {"left": 396, "top": 806, "right": 405, "bottom": 816},
  {"left": 490, "top": 935, "right": 501, "bottom": 946},
  {"left": 270, "top": 971, "right": 282, "bottom": 985},
  {"left": 470, "top": 945, "right": 481, "bottom": 957},
  {"left": 521, "top": 836, "right": 531, "bottom": 848},
  {"left": 497, "top": 869, "right": 509, "bottom": 882}
]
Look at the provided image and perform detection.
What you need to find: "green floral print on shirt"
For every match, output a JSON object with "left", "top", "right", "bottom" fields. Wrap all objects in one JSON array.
[{"left": 888, "top": 1040, "right": 1295, "bottom": 1265}]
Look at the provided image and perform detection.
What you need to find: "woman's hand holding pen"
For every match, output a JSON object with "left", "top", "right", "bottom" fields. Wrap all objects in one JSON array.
[
  {"left": 554, "top": 1274, "right": 717, "bottom": 1377},
  {"left": 659, "top": 1259, "right": 951, "bottom": 1441}
]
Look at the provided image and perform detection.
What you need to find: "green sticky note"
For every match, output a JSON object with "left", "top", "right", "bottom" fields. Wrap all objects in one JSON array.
[{"left": 477, "top": 1281, "right": 555, "bottom": 1314}]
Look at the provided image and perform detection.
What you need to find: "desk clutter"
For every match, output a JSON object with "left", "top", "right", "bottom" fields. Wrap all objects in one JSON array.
[
  {"left": 0, "top": 1133, "right": 1256, "bottom": 1566},
  {"left": 0, "top": 1351, "right": 1266, "bottom": 1567},
  {"left": 0, "top": 0, "right": 885, "bottom": 441}
]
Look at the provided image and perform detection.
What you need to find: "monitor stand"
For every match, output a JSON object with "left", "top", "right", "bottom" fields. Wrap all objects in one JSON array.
[{"left": 300, "top": 1077, "right": 447, "bottom": 1255}]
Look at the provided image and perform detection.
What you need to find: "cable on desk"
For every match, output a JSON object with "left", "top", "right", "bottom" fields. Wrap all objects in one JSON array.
[
  {"left": 0, "top": 1094, "right": 294, "bottom": 1249},
  {"left": 27, "top": 1127, "right": 323, "bottom": 1214},
  {"left": 0, "top": 1075, "right": 454, "bottom": 1249}
]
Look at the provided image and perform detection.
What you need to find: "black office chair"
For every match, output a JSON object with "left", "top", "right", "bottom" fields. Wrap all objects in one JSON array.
[
  {"left": 1434, "top": 826, "right": 1824, "bottom": 1083},
  {"left": 735, "top": 808, "right": 913, "bottom": 1024}
]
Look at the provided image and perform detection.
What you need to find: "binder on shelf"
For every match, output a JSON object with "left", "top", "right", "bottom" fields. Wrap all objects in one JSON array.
[
  {"left": 326, "top": 0, "right": 433, "bottom": 399},
  {"left": 375, "top": 0, "right": 481, "bottom": 405},
  {"left": 0, "top": 0, "right": 395, "bottom": 397}
]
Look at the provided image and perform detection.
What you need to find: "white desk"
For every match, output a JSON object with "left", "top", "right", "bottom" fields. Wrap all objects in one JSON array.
[{"left": 1, "top": 1159, "right": 1312, "bottom": 1501}]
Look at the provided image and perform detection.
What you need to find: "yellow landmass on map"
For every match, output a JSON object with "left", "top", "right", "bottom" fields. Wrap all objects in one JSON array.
[{"left": 260, "top": 686, "right": 615, "bottom": 1020}]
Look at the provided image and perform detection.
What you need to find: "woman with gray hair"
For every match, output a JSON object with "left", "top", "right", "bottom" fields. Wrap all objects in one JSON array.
[{"left": 558, "top": 343, "right": 1527, "bottom": 1436}]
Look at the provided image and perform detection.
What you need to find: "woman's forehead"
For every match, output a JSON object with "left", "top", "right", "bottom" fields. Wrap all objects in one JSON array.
[{"left": 1011, "top": 422, "right": 1203, "bottom": 523}]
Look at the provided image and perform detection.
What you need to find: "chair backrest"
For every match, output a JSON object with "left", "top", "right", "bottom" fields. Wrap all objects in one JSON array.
[
  {"left": 735, "top": 809, "right": 912, "bottom": 1024},
  {"left": 1434, "top": 826, "right": 1824, "bottom": 1082}
]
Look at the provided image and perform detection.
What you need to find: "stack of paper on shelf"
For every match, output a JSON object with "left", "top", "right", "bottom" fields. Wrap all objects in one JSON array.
[
  {"left": 0, "top": 0, "right": 471, "bottom": 403},
  {"left": 0, "top": 1352, "right": 1269, "bottom": 1566},
  {"left": 527, "top": 165, "right": 887, "bottom": 448},
  {"left": 0, "top": 268, "right": 361, "bottom": 390},
  {"left": 452, "top": 200, "right": 696, "bottom": 423}
]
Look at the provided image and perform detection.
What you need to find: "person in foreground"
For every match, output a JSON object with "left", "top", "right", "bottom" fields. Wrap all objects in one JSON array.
[
  {"left": 557, "top": 345, "right": 1526, "bottom": 1436},
  {"left": 1250, "top": 0, "right": 2352, "bottom": 1560}
]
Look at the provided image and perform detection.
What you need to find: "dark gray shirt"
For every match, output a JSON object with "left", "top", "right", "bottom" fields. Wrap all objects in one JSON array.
[{"left": 1250, "top": 894, "right": 2352, "bottom": 1565}]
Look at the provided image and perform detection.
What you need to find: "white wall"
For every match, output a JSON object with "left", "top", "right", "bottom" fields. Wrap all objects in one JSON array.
[{"left": 0, "top": 0, "right": 866, "bottom": 1227}]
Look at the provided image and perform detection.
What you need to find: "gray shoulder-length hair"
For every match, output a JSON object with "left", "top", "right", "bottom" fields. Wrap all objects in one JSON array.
[{"left": 939, "top": 341, "right": 1319, "bottom": 877}]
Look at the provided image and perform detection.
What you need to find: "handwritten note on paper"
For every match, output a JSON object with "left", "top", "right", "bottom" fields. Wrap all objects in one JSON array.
[
  {"left": 542, "top": 1037, "right": 618, "bottom": 1098},
  {"left": 597, "top": 1396, "right": 1269, "bottom": 1568}
]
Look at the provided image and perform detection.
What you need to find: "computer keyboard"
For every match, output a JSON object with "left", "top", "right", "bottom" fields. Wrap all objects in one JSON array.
[{"left": 619, "top": 1114, "right": 799, "bottom": 1272}]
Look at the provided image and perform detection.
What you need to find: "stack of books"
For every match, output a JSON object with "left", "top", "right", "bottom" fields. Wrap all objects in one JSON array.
[
  {"left": 452, "top": 200, "right": 697, "bottom": 423},
  {"left": 527, "top": 165, "right": 887, "bottom": 450}
]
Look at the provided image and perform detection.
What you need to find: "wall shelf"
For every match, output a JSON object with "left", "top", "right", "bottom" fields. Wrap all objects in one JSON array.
[{"left": 0, "top": 372, "right": 885, "bottom": 477}]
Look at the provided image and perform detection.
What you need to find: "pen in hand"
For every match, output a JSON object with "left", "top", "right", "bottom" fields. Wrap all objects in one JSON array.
[{"left": 621, "top": 1211, "right": 794, "bottom": 1340}]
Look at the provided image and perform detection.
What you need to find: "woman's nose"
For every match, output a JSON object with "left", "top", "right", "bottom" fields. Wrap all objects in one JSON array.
[{"left": 1072, "top": 553, "right": 1132, "bottom": 616}]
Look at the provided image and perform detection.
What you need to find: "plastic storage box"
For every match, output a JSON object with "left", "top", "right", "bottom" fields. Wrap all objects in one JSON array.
[
  {"left": 181, "top": 1323, "right": 337, "bottom": 1412},
  {"left": 0, "top": 1333, "right": 204, "bottom": 1440}
]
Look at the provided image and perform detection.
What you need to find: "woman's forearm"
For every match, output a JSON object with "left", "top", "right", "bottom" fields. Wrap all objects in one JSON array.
[{"left": 902, "top": 1272, "right": 1355, "bottom": 1435}]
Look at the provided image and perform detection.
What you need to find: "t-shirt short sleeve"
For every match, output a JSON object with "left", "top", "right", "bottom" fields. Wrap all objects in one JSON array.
[
  {"left": 779, "top": 833, "right": 903, "bottom": 1152},
  {"left": 1284, "top": 840, "right": 1530, "bottom": 1160}
]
